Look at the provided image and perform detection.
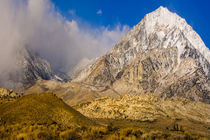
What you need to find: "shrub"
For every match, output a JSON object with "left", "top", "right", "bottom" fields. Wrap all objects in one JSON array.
[
  {"left": 59, "top": 130, "right": 82, "bottom": 140},
  {"left": 107, "top": 123, "right": 119, "bottom": 133}
]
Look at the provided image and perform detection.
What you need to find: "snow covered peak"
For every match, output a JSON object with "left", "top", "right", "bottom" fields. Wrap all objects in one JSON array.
[
  {"left": 156, "top": 6, "right": 167, "bottom": 11},
  {"left": 103, "top": 6, "right": 210, "bottom": 80},
  {"left": 153, "top": 6, "right": 172, "bottom": 16},
  {"left": 127, "top": 6, "right": 210, "bottom": 63},
  {"left": 143, "top": 6, "right": 186, "bottom": 33}
]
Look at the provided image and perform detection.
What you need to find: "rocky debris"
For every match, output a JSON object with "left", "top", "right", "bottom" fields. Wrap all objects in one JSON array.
[
  {"left": 73, "top": 6, "right": 210, "bottom": 103},
  {"left": 75, "top": 94, "right": 210, "bottom": 123}
]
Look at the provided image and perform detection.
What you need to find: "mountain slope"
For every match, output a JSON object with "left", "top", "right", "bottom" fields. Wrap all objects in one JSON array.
[
  {"left": 25, "top": 80, "right": 121, "bottom": 106},
  {"left": 73, "top": 6, "right": 210, "bottom": 103}
]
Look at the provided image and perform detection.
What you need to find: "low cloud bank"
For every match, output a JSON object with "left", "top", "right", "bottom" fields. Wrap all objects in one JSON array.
[{"left": 0, "top": 0, "right": 130, "bottom": 75}]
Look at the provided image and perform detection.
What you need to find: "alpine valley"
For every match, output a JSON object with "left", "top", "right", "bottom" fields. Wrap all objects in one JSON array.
[{"left": 0, "top": 6, "right": 210, "bottom": 139}]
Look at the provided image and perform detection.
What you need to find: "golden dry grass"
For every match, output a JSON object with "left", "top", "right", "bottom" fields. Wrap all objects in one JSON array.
[{"left": 0, "top": 93, "right": 209, "bottom": 139}]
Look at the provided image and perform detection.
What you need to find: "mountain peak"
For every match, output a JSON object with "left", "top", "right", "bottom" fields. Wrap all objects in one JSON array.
[
  {"left": 155, "top": 6, "right": 169, "bottom": 13},
  {"left": 143, "top": 6, "right": 185, "bottom": 30},
  {"left": 134, "top": 6, "right": 210, "bottom": 63},
  {"left": 152, "top": 6, "right": 177, "bottom": 21}
]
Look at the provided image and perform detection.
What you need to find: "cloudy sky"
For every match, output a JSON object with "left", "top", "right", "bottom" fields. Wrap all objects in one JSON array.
[{"left": 0, "top": 0, "right": 209, "bottom": 75}]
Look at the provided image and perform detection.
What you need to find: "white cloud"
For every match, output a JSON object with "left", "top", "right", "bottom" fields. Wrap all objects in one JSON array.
[
  {"left": 0, "top": 0, "right": 130, "bottom": 77},
  {"left": 97, "top": 9, "right": 102, "bottom": 15},
  {"left": 69, "top": 9, "right": 76, "bottom": 15}
]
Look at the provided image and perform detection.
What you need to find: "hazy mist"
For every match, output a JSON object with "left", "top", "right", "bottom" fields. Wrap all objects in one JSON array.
[{"left": 0, "top": 0, "right": 129, "bottom": 76}]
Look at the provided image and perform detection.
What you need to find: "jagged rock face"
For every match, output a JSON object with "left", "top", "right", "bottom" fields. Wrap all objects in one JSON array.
[
  {"left": 0, "top": 48, "right": 55, "bottom": 91},
  {"left": 19, "top": 48, "right": 53, "bottom": 82},
  {"left": 73, "top": 7, "right": 210, "bottom": 103},
  {"left": 113, "top": 48, "right": 210, "bottom": 103}
]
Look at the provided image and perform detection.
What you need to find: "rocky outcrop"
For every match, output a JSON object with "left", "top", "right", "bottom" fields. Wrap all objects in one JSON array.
[
  {"left": 0, "top": 88, "right": 19, "bottom": 97},
  {"left": 73, "top": 6, "right": 210, "bottom": 103}
]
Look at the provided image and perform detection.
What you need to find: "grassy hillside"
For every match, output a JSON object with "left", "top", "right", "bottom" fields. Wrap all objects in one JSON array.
[
  {"left": 0, "top": 92, "right": 169, "bottom": 139},
  {"left": 1, "top": 91, "right": 209, "bottom": 139},
  {"left": 0, "top": 92, "right": 95, "bottom": 139},
  {"left": 0, "top": 92, "right": 93, "bottom": 126}
]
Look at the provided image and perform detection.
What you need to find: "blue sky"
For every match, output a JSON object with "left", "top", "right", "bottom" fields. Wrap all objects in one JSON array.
[{"left": 51, "top": 0, "right": 210, "bottom": 49}]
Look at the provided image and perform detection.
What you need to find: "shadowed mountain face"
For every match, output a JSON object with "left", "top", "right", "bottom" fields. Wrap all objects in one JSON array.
[
  {"left": 73, "top": 7, "right": 210, "bottom": 103},
  {"left": 0, "top": 48, "right": 62, "bottom": 91}
]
